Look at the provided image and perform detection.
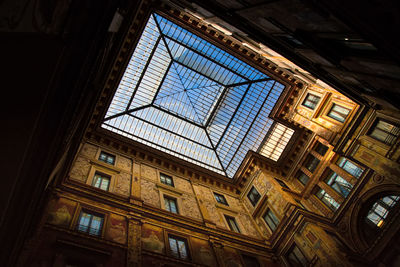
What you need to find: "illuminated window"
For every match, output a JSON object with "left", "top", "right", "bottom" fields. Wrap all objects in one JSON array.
[
  {"left": 286, "top": 244, "right": 309, "bottom": 267},
  {"left": 225, "top": 215, "right": 241, "bottom": 233},
  {"left": 214, "top": 192, "right": 228, "bottom": 205},
  {"left": 92, "top": 172, "right": 111, "bottom": 191},
  {"left": 368, "top": 119, "right": 400, "bottom": 146},
  {"left": 301, "top": 93, "right": 320, "bottom": 110},
  {"left": 98, "top": 151, "right": 116, "bottom": 165},
  {"left": 160, "top": 173, "right": 174, "bottom": 187},
  {"left": 164, "top": 196, "right": 178, "bottom": 214},
  {"left": 102, "top": 13, "right": 285, "bottom": 178},
  {"left": 247, "top": 186, "right": 261, "bottom": 206},
  {"left": 304, "top": 155, "right": 320, "bottom": 173},
  {"left": 366, "top": 195, "right": 399, "bottom": 228},
  {"left": 327, "top": 104, "right": 350, "bottom": 123},
  {"left": 296, "top": 171, "right": 310, "bottom": 185},
  {"left": 324, "top": 170, "right": 353, "bottom": 197},
  {"left": 259, "top": 123, "right": 294, "bottom": 161},
  {"left": 315, "top": 187, "right": 340, "bottom": 211},
  {"left": 168, "top": 235, "right": 190, "bottom": 260},
  {"left": 337, "top": 157, "right": 364, "bottom": 178},
  {"left": 77, "top": 210, "right": 104, "bottom": 236},
  {"left": 263, "top": 208, "right": 280, "bottom": 232}
]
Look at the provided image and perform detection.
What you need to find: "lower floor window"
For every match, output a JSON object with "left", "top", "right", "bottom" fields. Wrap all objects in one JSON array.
[
  {"left": 225, "top": 215, "right": 241, "bottom": 233},
  {"left": 77, "top": 210, "right": 104, "bottom": 236},
  {"left": 286, "top": 244, "right": 309, "bottom": 267},
  {"left": 263, "top": 208, "right": 280, "bottom": 232},
  {"left": 315, "top": 188, "right": 340, "bottom": 211},
  {"left": 168, "top": 235, "right": 190, "bottom": 260}
]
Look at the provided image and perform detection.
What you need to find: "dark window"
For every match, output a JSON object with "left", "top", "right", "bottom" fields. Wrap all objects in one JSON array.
[
  {"left": 160, "top": 173, "right": 174, "bottom": 187},
  {"left": 225, "top": 215, "right": 240, "bottom": 233},
  {"left": 301, "top": 93, "right": 321, "bottom": 110},
  {"left": 164, "top": 196, "right": 178, "bottom": 214},
  {"left": 168, "top": 235, "right": 190, "bottom": 260},
  {"left": 242, "top": 254, "right": 260, "bottom": 267},
  {"left": 77, "top": 210, "right": 104, "bottom": 236},
  {"left": 315, "top": 187, "right": 340, "bottom": 211},
  {"left": 296, "top": 171, "right": 310, "bottom": 185},
  {"left": 274, "top": 178, "right": 289, "bottom": 189},
  {"left": 247, "top": 186, "right": 261, "bottom": 206},
  {"left": 327, "top": 104, "right": 350, "bottom": 123},
  {"left": 337, "top": 157, "right": 364, "bottom": 178},
  {"left": 324, "top": 170, "right": 353, "bottom": 197},
  {"left": 92, "top": 172, "right": 111, "bottom": 191},
  {"left": 366, "top": 195, "right": 399, "bottom": 228},
  {"left": 304, "top": 155, "right": 320, "bottom": 173},
  {"left": 98, "top": 151, "right": 115, "bottom": 165},
  {"left": 368, "top": 119, "right": 400, "bottom": 146},
  {"left": 263, "top": 208, "right": 280, "bottom": 232},
  {"left": 214, "top": 192, "right": 228, "bottom": 205},
  {"left": 314, "top": 142, "right": 328, "bottom": 156},
  {"left": 286, "top": 244, "right": 309, "bottom": 267}
]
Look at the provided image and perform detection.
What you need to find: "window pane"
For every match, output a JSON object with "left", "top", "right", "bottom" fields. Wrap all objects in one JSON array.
[
  {"left": 304, "top": 155, "right": 320, "bottom": 173},
  {"left": 337, "top": 157, "right": 363, "bottom": 178},
  {"left": 369, "top": 119, "right": 400, "bottom": 145},
  {"left": 247, "top": 187, "right": 261, "bottom": 206},
  {"left": 316, "top": 188, "right": 340, "bottom": 211},
  {"left": 327, "top": 104, "right": 350, "bottom": 122},
  {"left": 302, "top": 93, "right": 320, "bottom": 110},
  {"left": 314, "top": 142, "right": 328, "bottom": 156},
  {"left": 297, "top": 171, "right": 310, "bottom": 185}
]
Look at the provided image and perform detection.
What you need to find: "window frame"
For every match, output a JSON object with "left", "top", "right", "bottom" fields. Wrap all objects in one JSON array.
[
  {"left": 76, "top": 209, "right": 105, "bottom": 237},
  {"left": 92, "top": 171, "right": 111, "bottom": 191},
  {"left": 263, "top": 208, "right": 280, "bottom": 232},
  {"left": 286, "top": 243, "right": 309, "bottom": 267},
  {"left": 326, "top": 103, "right": 351, "bottom": 123},
  {"left": 167, "top": 234, "right": 191, "bottom": 260},
  {"left": 365, "top": 195, "right": 400, "bottom": 229},
  {"left": 301, "top": 93, "right": 321, "bottom": 110},
  {"left": 315, "top": 187, "right": 340, "bottom": 211},
  {"left": 214, "top": 192, "right": 229, "bottom": 206},
  {"left": 323, "top": 170, "right": 353, "bottom": 198},
  {"left": 247, "top": 186, "right": 261, "bottom": 207},
  {"left": 164, "top": 195, "right": 179, "bottom": 214},
  {"left": 368, "top": 118, "right": 400, "bottom": 146},
  {"left": 296, "top": 170, "right": 310, "bottom": 186},
  {"left": 224, "top": 215, "right": 241, "bottom": 233},
  {"left": 160, "top": 172, "right": 174, "bottom": 187},
  {"left": 336, "top": 157, "right": 364, "bottom": 179},
  {"left": 98, "top": 151, "right": 116, "bottom": 165},
  {"left": 303, "top": 154, "right": 320, "bottom": 173}
]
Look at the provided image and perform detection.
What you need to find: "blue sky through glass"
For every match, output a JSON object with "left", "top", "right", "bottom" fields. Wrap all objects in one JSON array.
[{"left": 102, "top": 13, "right": 285, "bottom": 178}]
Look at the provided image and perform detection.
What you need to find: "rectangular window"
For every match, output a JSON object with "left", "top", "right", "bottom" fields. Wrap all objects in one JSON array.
[
  {"left": 368, "top": 119, "right": 400, "bottom": 145},
  {"left": 337, "top": 157, "right": 364, "bottom": 178},
  {"left": 274, "top": 178, "right": 289, "bottom": 189},
  {"left": 327, "top": 104, "right": 350, "bottom": 123},
  {"left": 92, "top": 172, "right": 111, "bottom": 191},
  {"left": 247, "top": 186, "right": 261, "bottom": 206},
  {"left": 242, "top": 254, "right": 260, "bottom": 267},
  {"left": 98, "top": 151, "right": 116, "bottom": 165},
  {"left": 315, "top": 188, "right": 340, "bottom": 211},
  {"left": 301, "top": 93, "right": 321, "bottom": 110},
  {"left": 225, "top": 215, "right": 241, "bottom": 233},
  {"left": 304, "top": 154, "right": 320, "bottom": 173},
  {"left": 214, "top": 192, "right": 228, "bottom": 205},
  {"left": 324, "top": 170, "right": 353, "bottom": 198},
  {"left": 296, "top": 171, "right": 310, "bottom": 185},
  {"left": 77, "top": 210, "right": 104, "bottom": 236},
  {"left": 314, "top": 142, "right": 328, "bottom": 156},
  {"left": 286, "top": 244, "right": 309, "bottom": 267},
  {"left": 168, "top": 235, "right": 190, "bottom": 260},
  {"left": 164, "top": 196, "right": 178, "bottom": 214},
  {"left": 263, "top": 208, "right": 280, "bottom": 232},
  {"left": 160, "top": 173, "right": 174, "bottom": 187}
]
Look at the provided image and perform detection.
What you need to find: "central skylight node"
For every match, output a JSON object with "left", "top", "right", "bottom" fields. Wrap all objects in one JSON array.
[{"left": 102, "top": 13, "right": 286, "bottom": 178}]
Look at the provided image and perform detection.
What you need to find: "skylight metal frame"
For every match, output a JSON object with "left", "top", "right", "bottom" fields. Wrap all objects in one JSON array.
[{"left": 102, "top": 12, "right": 288, "bottom": 178}]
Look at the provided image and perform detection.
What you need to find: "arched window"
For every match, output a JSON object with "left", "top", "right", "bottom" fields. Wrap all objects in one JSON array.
[{"left": 365, "top": 195, "right": 399, "bottom": 228}]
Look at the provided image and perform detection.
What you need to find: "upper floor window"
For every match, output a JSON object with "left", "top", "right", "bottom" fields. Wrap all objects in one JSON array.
[
  {"left": 225, "top": 215, "right": 241, "bottom": 233},
  {"left": 214, "top": 192, "right": 228, "bottom": 205},
  {"left": 337, "top": 157, "right": 364, "bottom": 178},
  {"left": 304, "top": 154, "right": 320, "bottom": 173},
  {"left": 296, "top": 171, "right": 310, "bottom": 185},
  {"left": 366, "top": 195, "right": 400, "bottom": 228},
  {"left": 368, "top": 119, "right": 400, "bottom": 146},
  {"left": 98, "top": 151, "right": 115, "bottom": 165},
  {"left": 324, "top": 171, "right": 353, "bottom": 198},
  {"left": 77, "top": 210, "right": 104, "bottom": 236},
  {"left": 274, "top": 178, "right": 289, "bottom": 189},
  {"left": 315, "top": 187, "right": 340, "bottom": 211},
  {"left": 263, "top": 208, "right": 280, "bottom": 232},
  {"left": 327, "top": 104, "right": 350, "bottom": 123},
  {"left": 168, "top": 235, "right": 190, "bottom": 260},
  {"left": 242, "top": 254, "right": 260, "bottom": 267},
  {"left": 286, "top": 244, "right": 309, "bottom": 267},
  {"left": 160, "top": 173, "right": 174, "bottom": 187},
  {"left": 302, "top": 93, "right": 321, "bottom": 110},
  {"left": 164, "top": 196, "right": 178, "bottom": 214},
  {"left": 314, "top": 142, "right": 328, "bottom": 156},
  {"left": 92, "top": 172, "right": 111, "bottom": 191},
  {"left": 247, "top": 186, "right": 261, "bottom": 206}
]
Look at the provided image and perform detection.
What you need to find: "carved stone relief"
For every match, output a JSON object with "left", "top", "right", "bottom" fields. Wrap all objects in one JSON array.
[
  {"left": 141, "top": 179, "right": 160, "bottom": 207},
  {"left": 115, "top": 172, "right": 131, "bottom": 196},
  {"left": 81, "top": 143, "right": 98, "bottom": 158},
  {"left": 117, "top": 156, "right": 132, "bottom": 171},
  {"left": 181, "top": 193, "right": 202, "bottom": 220},
  {"left": 69, "top": 156, "right": 91, "bottom": 182},
  {"left": 141, "top": 165, "right": 157, "bottom": 182}
]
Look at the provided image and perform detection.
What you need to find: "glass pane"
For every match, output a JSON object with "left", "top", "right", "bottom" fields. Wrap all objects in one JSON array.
[{"left": 169, "top": 238, "right": 179, "bottom": 258}]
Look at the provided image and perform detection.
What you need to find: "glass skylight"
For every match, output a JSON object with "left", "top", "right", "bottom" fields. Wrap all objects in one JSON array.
[
  {"left": 259, "top": 123, "right": 294, "bottom": 161},
  {"left": 102, "top": 13, "right": 286, "bottom": 178}
]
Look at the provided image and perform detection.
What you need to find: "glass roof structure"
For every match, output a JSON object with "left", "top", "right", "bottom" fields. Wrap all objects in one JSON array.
[
  {"left": 259, "top": 123, "right": 294, "bottom": 161},
  {"left": 102, "top": 13, "right": 286, "bottom": 178}
]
